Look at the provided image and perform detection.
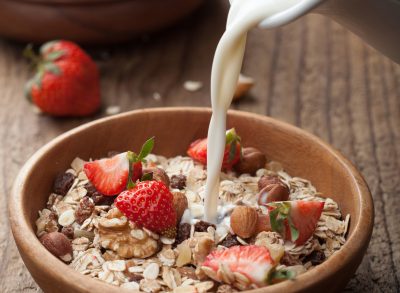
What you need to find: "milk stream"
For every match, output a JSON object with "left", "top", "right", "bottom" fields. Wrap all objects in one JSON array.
[{"left": 204, "top": 0, "right": 300, "bottom": 223}]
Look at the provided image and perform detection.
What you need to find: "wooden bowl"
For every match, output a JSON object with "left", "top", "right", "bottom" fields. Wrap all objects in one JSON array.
[
  {"left": 0, "top": 0, "right": 204, "bottom": 44},
  {"left": 10, "top": 107, "right": 373, "bottom": 292}
]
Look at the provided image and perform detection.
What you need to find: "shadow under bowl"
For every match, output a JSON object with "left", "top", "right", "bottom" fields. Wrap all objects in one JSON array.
[{"left": 9, "top": 107, "right": 373, "bottom": 292}]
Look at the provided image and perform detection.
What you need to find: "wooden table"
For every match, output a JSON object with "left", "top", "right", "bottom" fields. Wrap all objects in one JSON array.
[{"left": 1, "top": 1, "right": 399, "bottom": 292}]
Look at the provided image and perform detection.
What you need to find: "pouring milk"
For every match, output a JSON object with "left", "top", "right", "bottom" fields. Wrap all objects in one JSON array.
[{"left": 204, "top": 0, "right": 303, "bottom": 223}]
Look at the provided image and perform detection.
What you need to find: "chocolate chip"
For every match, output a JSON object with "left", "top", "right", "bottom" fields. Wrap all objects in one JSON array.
[
  {"left": 170, "top": 174, "right": 187, "bottom": 190},
  {"left": 303, "top": 250, "right": 326, "bottom": 265},
  {"left": 194, "top": 221, "right": 216, "bottom": 232},
  {"left": 75, "top": 197, "right": 95, "bottom": 225},
  {"left": 85, "top": 182, "right": 116, "bottom": 206},
  {"left": 175, "top": 223, "right": 191, "bottom": 245},
  {"left": 53, "top": 172, "right": 75, "bottom": 196},
  {"left": 61, "top": 226, "right": 74, "bottom": 239},
  {"left": 219, "top": 233, "right": 241, "bottom": 248}
]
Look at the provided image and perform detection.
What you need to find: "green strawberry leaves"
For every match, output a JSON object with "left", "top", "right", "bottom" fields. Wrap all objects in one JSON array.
[
  {"left": 138, "top": 137, "right": 155, "bottom": 162},
  {"left": 268, "top": 202, "right": 299, "bottom": 242},
  {"left": 225, "top": 128, "right": 241, "bottom": 162},
  {"left": 268, "top": 268, "right": 296, "bottom": 284},
  {"left": 23, "top": 43, "right": 63, "bottom": 95},
  {"left": 126, "top": 137, "right": 155, "bottom": 189}
]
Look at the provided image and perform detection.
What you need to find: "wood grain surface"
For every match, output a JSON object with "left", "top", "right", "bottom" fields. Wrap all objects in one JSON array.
[{"left": 1, "top": 0, "right": 399, "bottom": 292}]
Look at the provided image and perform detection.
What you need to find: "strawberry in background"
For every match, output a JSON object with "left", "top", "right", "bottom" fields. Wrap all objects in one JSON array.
[{"left": 24, "top": 40, "right": 100, "bottom": 117}]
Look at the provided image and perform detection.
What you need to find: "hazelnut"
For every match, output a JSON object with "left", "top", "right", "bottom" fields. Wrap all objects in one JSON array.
[
  {"left": 143, "top": 167, "right": 170, "bottom": 187},
  {"left": 254, "top": 213, "right": 271, "bottom": 234},
  {"left": 233, "top": 74, "right": 254, "bottom": 101},
  {"left": 40, "top": 232, "right": 72, "bottom": 262},
  {"left": 258, "top": 175, "right": 281, "bottom": 190},
  {"left": 257, "top": 175, "right": 290, "bottom": 205},
  {"left": 234, "top": 147, "right": 266, "bottom": 175},
  {"left": 230, "top": 206, "right": 258, "bottom": 238},
  {"left": 172, "top": 192, "right": 188, "bottom": 223}
]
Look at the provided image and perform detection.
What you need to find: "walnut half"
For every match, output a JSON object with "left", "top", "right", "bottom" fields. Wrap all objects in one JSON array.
[{"left": 97, "top": 208, "right": 158, "bottom": 258}]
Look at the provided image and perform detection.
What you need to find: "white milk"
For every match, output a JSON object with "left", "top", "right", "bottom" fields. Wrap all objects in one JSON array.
[{"left": 204, "top": 0, "right": 301, "bottom": 223}]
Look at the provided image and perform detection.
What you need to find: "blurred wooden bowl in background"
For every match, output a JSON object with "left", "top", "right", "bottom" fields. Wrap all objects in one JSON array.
[{"left": 0, "top": 0, "right": 204, "bottom": 44}]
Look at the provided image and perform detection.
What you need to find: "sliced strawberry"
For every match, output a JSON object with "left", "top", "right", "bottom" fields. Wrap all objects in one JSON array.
[
  {"left": 187, "top": 128, "right": 242, "bottom": 170},
  {"left": 83, "top": 152, "right": 129, "bottom": 196},
  {"left": 268, "top": 200, "right": 324, "bottom": 245},
  {"left": 115, "top": 181, "right": 177, "bottom": 237},
  {"left": 84, "top": 137, "right": 154, "bottom": 196},
  {"left": 202, "top": 245, "right": 277, "bottom": 287}
]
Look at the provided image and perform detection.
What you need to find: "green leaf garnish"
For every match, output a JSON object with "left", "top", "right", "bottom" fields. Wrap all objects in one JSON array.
[{"left": 137, "top": 137, "right": 155, "bottom": 161}]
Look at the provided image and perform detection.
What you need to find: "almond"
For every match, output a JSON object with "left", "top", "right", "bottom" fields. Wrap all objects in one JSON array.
[
  {"left": 40, "top": 232, "right": 72, "bottom": 262},
  {"left": 173, "top": 192, "right": 188, "bottom": 223},
  {"left": 233, "top": 74, "right": 254, "bottom": 101},
  {"left": 230, "top": 206, "right": 258, "bottom": 238}
]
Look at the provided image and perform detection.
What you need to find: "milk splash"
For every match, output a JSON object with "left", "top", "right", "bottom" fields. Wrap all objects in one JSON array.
[{"left": 204, "top": 0, "right": 304, "bottom": 223}]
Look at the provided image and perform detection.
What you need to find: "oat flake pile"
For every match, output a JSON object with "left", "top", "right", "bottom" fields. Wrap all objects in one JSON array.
[{"left": 36, "top": 146, "right": 349, "bottom": 292}]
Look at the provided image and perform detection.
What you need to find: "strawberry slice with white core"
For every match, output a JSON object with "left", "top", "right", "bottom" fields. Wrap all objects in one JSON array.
[
  {"left": 202, "top": 245, "right": 277, "bottom": 287},
  {"left": 83, "top": 137, "right": 155, "bottom": 196},
  {"left": 84, "top": 152, "right": 129, "bottom": 196},
  {"left": 268, "top": 200, "right": 325, "bottom": 245}
]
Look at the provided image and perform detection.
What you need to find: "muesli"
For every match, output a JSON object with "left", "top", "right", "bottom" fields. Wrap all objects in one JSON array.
[{"left": 36, "top": 131, "right": 349, "bottom": 292}]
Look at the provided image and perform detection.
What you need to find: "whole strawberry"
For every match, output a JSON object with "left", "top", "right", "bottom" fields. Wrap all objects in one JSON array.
[
  {"left": 25, "top": 40, "right": 100, "bottom": 116},
  {"left": 187, "top": 128, "right": 242, "bottom": 170},
  {"left": 115, "top": 181, "right": 177, "bottom": 237}
]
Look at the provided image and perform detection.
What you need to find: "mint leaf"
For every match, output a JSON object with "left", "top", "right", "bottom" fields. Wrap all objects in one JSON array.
[{"left": 138, "top": 137, "right": 155, "bottom": 161}]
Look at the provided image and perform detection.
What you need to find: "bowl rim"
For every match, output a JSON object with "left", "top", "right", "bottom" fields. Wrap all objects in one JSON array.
[{"left": 9, "top": 107, "right": 374, "bottom": 292}]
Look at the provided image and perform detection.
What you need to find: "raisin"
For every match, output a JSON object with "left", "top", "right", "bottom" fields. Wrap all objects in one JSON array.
[
  {"left": 219, "top": 233, "right": 241, "bottom": 248},
  {"left": 127, "top": 273, "right": 143, "bottom": 282},
  {"left": 75, "top": 197, "right": 95, "bottom": 224},
  {"left": 53, "top": 172, "right": 75, "bottom": 196},
  {"left": 61, "top": 226, "right": 74, "bottom": 239},
  {"left": 85, "top": 182, "right": 116, "bottom": 206},
  {"left": 175, "top": 223, "right": 191, "bottom": 245},
  {"left": 170, "top": 174, "right": 187, "bottom": 190},
  {"left": 303, "top": 250, "right": 326, "bottom": 266},
  {"left": 194, "top": 221, "right": 216, "bottom": 232}
]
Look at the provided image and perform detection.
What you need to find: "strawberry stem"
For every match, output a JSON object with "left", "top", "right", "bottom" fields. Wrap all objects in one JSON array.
[
  {"left": 126, "top": 151, "right": 137, "bottom": 190},
  {"left": 23, "top": 44, "right": 41, "bottom": 68}
]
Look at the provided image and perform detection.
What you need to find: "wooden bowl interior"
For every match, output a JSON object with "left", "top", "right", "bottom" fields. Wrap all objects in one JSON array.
[{"left": 13, "top": 108, "right": 372, "bottom": 292}]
